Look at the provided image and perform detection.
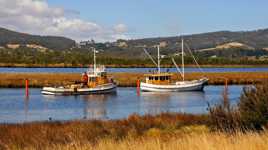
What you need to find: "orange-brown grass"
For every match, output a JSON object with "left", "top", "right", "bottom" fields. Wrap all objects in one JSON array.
[
  {"left": 1, "top": 114, "right": 268, "bottom": 150},
  {"left": 0, "top": 73, "right": 81, "bottom": 88},
  {"left": 0, "top": 113, "right": 207, "bottom": 149},
  {"left": 0, "top": 72, "right": 267, "bottom": 87},
  {"left": 52, "top": 131, "right": 268, "bottom": 150}
]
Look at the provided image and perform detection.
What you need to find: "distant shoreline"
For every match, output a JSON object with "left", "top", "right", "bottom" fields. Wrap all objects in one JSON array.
[{"left": 0, "top": 63, "right": 268, "bottom": 68}]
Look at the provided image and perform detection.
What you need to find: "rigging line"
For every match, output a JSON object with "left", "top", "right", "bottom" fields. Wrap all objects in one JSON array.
[
  {"left": 171, "top": 57, "right": 183, "bottom": 78},
  {"left": 184, "top": 43, "right": 205, "bottom": 75},
  {"left": 143, "top": 48, "right": 158, "bottom": 67}
]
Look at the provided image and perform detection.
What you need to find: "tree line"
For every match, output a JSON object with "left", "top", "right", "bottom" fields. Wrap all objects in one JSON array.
[{"left": 0, "top": 47, "right": 268, "bottom": 67}]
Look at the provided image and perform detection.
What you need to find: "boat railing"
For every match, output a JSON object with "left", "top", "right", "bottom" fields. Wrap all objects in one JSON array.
[{"left": 87, "top": 65, "right": 106, "bottom": 73}]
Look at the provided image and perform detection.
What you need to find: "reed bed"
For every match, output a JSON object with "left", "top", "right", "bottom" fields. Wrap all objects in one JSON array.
[
  {"left": 0, "top": 72, "right": 267, "bottom": 88},
  {"left": 53, "top": 132, "right": 268, "bottom": 150},
  {"left": 1, "top": 113, "right": 268, "bottom": 150},
  {"left": 0, "top": 113, "right": 207, "bottom": 149},
  {"left": 0, "top": 73, "right": 80, "bottom": 88}
]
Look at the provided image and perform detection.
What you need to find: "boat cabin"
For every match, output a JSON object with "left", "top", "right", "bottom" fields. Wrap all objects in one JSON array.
[
  {"left": 87, "top": 71, "right": 109, "bottom": 88},
  {"left": 145, "top": 73, "right": 172, "bottom": 85}
]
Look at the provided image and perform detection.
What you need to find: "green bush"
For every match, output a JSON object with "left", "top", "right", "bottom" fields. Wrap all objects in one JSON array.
[
  {"left": 208, "top": 87, "right": 242, "bottom": 132},
  {"left": 239, "top": 83, "right": 268, "bottom": 130},
  {"left": 209, "top": 81, "right": 268, "bottom": 132}
]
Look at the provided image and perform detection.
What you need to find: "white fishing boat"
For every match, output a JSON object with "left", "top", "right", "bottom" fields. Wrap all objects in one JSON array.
[
  {"left": 42, "top": 48, "right": 117, "bottom": 95},
  {"left": 140, "top": 39, "right": 208, "bottom": 92}
]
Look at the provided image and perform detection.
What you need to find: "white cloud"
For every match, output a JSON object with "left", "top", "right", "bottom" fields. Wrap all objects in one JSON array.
[
  {"left": 0, "top": 0, "right": 128, "bottom": 42},
  {"left": 114, "top": 24, "right": 128, "bottom": 33}
]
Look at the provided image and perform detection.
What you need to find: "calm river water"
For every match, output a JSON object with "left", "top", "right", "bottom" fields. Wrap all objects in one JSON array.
[{"left": 0, "top": 85, "right": 244, "bottom": 123}]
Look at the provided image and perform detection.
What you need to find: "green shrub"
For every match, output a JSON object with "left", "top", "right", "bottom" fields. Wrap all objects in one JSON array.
[
  {"left": 209, "top": 81, "right": 268, "bottom": 132},
  {"left": 208, "top": 87, "right": 242, "bottom": 132},
  {"left": 239, "top": 83, "right": 268, "bottom": 130}
]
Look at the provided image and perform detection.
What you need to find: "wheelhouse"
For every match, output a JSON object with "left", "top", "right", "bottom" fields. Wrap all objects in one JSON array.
[
  {"left": 87, "top": 67, "right": 109, "bottom": 88},
  {"left": 145, "top": 73, "right": 172, "bottom": 85}
]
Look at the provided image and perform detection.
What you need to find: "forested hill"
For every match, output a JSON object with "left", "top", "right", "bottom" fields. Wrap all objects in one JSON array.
[
  {"left": 0, "top": 27, "right": 268, "bottom": 65},
  {"left": 125, "top": 29, "right": 268, "bottom": 50},
  {"left": 1, "top": 26, "right": 268, "bottom": 58},
  {"left": 0, "top": 27, "right": 75, "bottom": 50},
  {"left": 85, "top": 28, "right": 268, "bottom": 58}
]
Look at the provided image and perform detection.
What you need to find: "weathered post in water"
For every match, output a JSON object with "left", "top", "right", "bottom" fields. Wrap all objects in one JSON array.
[
  {"left": 225, "top": 78, "right": 228, "bottom": 91},
  {"left": 136, "top": 78, "right": 140, "bottom": 96},
  {"left": 25, "top": 79, "right": 29, "bottom": 97}
]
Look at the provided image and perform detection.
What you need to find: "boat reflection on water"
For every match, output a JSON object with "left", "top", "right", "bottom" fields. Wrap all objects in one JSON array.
[
  {"left": 41, "top": 93, "right": 117, "bottom": 121},
  {"left": 82, "top": 93, "right": 117, "bottom": 120},
  {"left": 140, "top": 91, "right": 206, "bottom": 115},
  {"left": 0, "top": 86, "right": 243, "bottom": 123},
  {"left": 24, "top": 96, "right": 29, "bottom": 122}
]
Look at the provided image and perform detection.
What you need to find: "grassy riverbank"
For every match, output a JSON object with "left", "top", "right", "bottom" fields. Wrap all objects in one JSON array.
[
  {"left": 0, "top": 72, "right": 267, "bottom": 88},
  {"left": 56, "top": 132, "right": 268, "bottom": 150},
  {"left": 0, "top": 113, "right": 207, "bottom": 149},
  {"left": 0, "top": 113, "right": 268, "bottom": 150}
]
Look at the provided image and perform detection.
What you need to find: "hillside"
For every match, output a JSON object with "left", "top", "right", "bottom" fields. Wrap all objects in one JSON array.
[
  {"left": 0, "top": 27, "right": 76, "bottom": 50},
  {"left": 1, "top": 27, "right": 268, "bottom": 60},
  {"left": 81, "top": 28, "right": 268, "bottom": 59},
  {"left": 125, "top": 29, "right": 268, "bottom": 50}
]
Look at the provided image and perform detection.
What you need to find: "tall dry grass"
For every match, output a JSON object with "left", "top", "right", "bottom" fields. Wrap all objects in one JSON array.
[
  {"left": 0, "top": 72, "right": 267, "bottom": 87},
  {"left": 19, "top": 131, "right": 268, "bottom": 150},
  {"left": 0, "top": 113, "right": 207, "bottom": 149},
  {"left": 1, "top": 112, "right": 268, "bottom": 149},
  {"left": 0, "top": 73, "right": 80, "bottom": 88}
]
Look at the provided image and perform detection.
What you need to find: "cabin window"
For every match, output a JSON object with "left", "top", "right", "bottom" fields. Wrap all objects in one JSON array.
[
  {"left": 155, "top": 77, "right": 159, "bottom": 80},
  {"left": 149, "top": 77, "right": 153, "bottom": 80},
  {"left": 89, "top": 77, "right": 96, "bottom": 82},
  {"left": 101, "top": 72, "right": 107, "bottom": 77},
  {"left": 160, "top": 76, "right": 165, "bottom": 81}
]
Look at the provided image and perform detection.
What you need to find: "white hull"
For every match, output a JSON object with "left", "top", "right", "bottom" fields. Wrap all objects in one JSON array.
[
  {"left": 42, "top": 83, "right": 117, "bottom": 95},
  {"left": 140, "top": 78, "right": 208, "bottom": 92}
]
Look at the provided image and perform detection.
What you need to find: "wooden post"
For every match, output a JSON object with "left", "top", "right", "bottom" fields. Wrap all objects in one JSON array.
[
  {"left": 136, "top": 78, "right": 140, "bottom": 96},
  {"left": 225, "top": 78, "right": 228, "bottom": 89},
  {"left": 136, "top": 79, "right": 140, "bottom": 87},
  {"left": 25, "top": 79, "right": 29, "bottom": 97}
]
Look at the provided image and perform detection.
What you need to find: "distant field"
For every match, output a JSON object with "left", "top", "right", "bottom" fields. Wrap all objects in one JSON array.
[{"left": 0, "top": 72, "right": 267, "bottom": 87}]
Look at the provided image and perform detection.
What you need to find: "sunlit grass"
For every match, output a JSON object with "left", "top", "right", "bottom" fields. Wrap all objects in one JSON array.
[
  {"left": 0, "top": 72, "right": 266, "bottom": 87},
  {"left": 51, "top": 132, "right": 268, "bottom": 150},
  {"left": 0, "top": 113, "right": 207, "bottom": 149},
  {"left": 1, "top": 113, "right": 268, "bottom": 149}
]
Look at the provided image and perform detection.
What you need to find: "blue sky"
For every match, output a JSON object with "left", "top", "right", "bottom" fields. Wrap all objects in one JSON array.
[
  {"left": 47, "top": 0, "right": 268, "bottom": 39},
  {"left": 0, "top": 0, "right": 267, "bottom": 41}
]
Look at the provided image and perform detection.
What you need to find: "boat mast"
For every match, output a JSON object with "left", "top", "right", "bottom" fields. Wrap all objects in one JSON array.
[
  {"left": 182, "top": 38, "right": 185, "bottom": 81},
  {"left": 157, "top": 45, "right": 160, "bottom": 74},
  {"left": 93, "top": 47, "right": 96, "bottom": 75}
]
